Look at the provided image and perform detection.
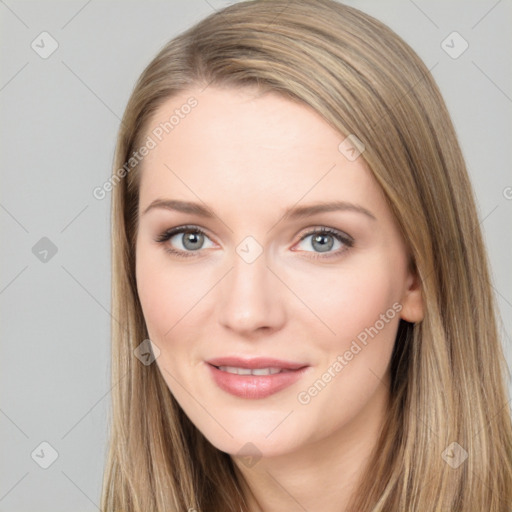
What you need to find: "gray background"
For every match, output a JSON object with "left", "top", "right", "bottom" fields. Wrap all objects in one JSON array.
[{"left": 1, "top": 1, "right": 511, "bottom": 510}]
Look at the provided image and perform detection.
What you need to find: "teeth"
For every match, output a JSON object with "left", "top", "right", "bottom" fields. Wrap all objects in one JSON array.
[
  {"left": 218, "top": 366, "right": 282, "bottom": 376},
  {"left": 252, "top": 367, "right": 281, "bottom": 375}
]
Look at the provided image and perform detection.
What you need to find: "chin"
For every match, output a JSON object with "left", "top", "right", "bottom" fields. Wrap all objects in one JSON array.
[
  {"left": 189, "top": 409, "right": 307, "bottom": 460},
  {"left": 208, "top": 432, "right": 298, "bottom": 461}
]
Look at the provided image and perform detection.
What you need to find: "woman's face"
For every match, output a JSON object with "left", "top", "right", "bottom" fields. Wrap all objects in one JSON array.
[{"left": 135, "top": 86, "right": 423, "bottom": 459}]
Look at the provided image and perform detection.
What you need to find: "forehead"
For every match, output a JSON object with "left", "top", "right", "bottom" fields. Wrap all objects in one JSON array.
[{"left": 137, "top": 86, "right": 383, "bottom": 221}]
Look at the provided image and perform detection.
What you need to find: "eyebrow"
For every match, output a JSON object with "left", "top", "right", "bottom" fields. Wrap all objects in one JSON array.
[{"left": 141, "top": 199, "right": 376, "bottom": 221}]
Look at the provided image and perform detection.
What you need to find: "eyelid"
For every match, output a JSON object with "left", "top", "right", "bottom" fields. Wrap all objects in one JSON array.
[
  {"left": 296, "top": 226, "right": 353, "bottom": 244},
  {"left": 154, "top": 224, "right": 212, "bottom": 244}
]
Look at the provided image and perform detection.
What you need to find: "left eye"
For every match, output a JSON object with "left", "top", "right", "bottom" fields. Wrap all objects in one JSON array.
[{"left": 294, "top": 228, "right": 353, "bottom": 255}]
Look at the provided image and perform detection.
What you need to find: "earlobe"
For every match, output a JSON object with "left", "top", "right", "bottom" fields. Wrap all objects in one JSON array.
[{"left": 400, "top": 269, "right": 424, "bottom": 323}]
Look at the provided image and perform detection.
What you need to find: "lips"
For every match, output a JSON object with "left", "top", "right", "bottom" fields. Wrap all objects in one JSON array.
[{"left": 205, "top": 356, "right": 309, "bottom": 399}]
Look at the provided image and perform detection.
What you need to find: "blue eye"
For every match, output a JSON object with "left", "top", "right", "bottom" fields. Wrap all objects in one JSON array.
[
  {"left": 294, "top": 227, "right": 353, "bottom": 259},
  {"left": 155, "top": 225, "right": 214, "bottom": 258},
  {"left": 155, "top": 225, "right": 353, "bottom": 259}
]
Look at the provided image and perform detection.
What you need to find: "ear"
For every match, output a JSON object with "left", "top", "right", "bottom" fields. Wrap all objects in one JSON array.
[{"left": 400, "top": 264, "right": 424, "bottom": 323}]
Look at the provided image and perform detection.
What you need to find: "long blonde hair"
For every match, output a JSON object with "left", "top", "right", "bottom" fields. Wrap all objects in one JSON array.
[{"left": 101, "top": 1, "right": 512, "bottom": 510}]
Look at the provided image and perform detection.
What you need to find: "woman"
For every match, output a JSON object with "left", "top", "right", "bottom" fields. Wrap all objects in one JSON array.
[{"left": 101, "top": 0, "right": 512, "bottom": 510}]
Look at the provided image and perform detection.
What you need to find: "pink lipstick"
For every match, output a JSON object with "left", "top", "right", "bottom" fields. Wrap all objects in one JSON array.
[{"left": 206, "top": 357, "right": 309, "bottom": 399}]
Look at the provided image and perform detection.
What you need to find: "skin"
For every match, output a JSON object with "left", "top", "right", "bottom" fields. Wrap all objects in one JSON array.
[{"left": 135, "top": 86, "right": 423, "bottom": 511}]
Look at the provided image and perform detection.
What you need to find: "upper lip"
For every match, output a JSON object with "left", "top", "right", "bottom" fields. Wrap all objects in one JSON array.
[{"left": 206, "top": 356, "right": 307, "bottom": 370}]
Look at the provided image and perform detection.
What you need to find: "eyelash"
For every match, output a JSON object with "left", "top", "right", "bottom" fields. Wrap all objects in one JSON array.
[{"left": 154, "top": 225, "right": 354, "bottom": 260}]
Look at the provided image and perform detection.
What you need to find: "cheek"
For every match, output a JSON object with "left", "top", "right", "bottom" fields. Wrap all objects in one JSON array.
[
  {"left": 136, "top": 244, "right": 185, "bottom": 340},
  {"left": 135, "top": 245, "right": 218, "bottom": 347},
  {"left": 290, "top": 261, "right": 402, "bottom": 440},
  {"left": 302, "top": 253, "right": 403, "bottom": 396},
  {"left": 289, "top": 253, "right": 404, "bottom": 353},
  {"left": 338, "top": 272, "right": 395, "bottom": 340}
]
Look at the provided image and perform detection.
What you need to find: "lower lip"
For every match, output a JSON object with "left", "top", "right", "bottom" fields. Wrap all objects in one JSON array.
[{"left": 206, "top": 363, "right": 309, "bottom": 399}]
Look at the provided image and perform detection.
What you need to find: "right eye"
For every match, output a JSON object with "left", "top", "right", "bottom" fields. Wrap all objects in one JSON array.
[{"left": 155, "top": 225, "right": 216, "bottom": 257}]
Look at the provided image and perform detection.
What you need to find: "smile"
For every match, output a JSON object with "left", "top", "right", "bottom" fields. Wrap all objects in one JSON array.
[
  {"left": 216, "top": 366, "right": 286, "bottom": 375},
  {"left": 205, "top": 357, "right": 310, "bottom": 399}
]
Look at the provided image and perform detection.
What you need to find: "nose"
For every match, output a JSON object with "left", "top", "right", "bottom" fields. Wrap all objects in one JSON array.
[{"left": 217, "top": 249, "right": 286, "bottom": 336}]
